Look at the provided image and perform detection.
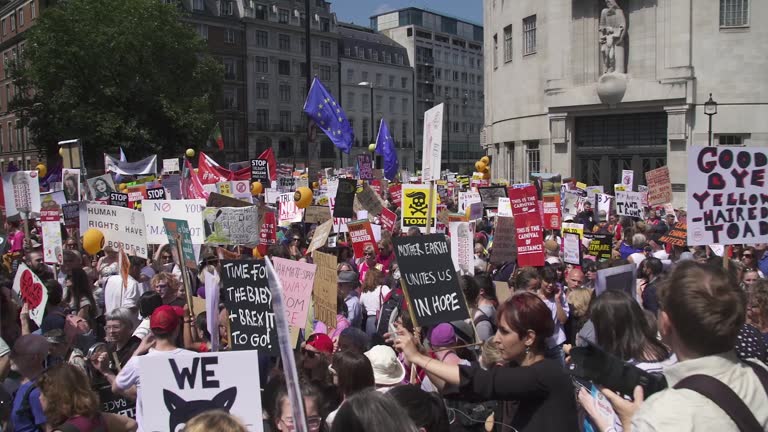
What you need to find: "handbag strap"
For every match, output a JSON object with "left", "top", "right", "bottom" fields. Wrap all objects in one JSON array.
[{"left": 674, "top": 362, "right": 768, "bottom": 432}]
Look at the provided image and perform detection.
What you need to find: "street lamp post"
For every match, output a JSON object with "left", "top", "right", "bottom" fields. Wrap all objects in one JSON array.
[
  {"left": 704, "top": 93, "right": 718, "bottom": 147},
  {"left": 445, "top": 96, "right": 451, "bottom": 174},
  {"left": 358, "top": 81, "right": 375, "bottom": 169}
]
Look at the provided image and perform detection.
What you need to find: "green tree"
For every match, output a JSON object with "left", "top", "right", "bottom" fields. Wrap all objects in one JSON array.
[{"left": 11, "top": 0, "right": 223, "bottom": 166}]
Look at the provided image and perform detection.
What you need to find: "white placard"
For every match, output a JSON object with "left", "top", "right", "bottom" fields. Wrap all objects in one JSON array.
[
  {"left": 277, "top": 193, "right": 303, "bottom": 227},
  {"left": 85, "top": 203, "right": 148, "bottom": 258},
  {"left": 497, "top": 198, "right": 512, "bottom": 217},
  {"left": 163, "top": 158, "right": 180, "bottom": 174},
  {"left": 143, "top": 199, "right": 206, "bottom": 244},
  {"left": 449, "top": 221, "right": 475, "bottom": 276},
  {"left": 139, "top": 351, "right": 263, "bottom": 432},
  {"left": 421, "top": 103, "right": 444, "bottom": 181},
  {"left": 621, "top": 169, "right": 634, "bottom": 190},
  {"left": 458, "top": 191, "right": 481, "bottom": 213},
  {"left": 2, "top": 171, "right": 42, "bottom": 218},
  {"left": 615, "top": 191, "right": 646, "bottom": 218},
  {"left": 13, "top": 263, "right": 48, "bottom": 326}
]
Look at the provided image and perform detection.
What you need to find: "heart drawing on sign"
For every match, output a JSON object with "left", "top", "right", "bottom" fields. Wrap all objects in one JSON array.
[
  {"left": 707, "top": 174, "right": 725, "bottom": 190},
  {"left": 19, "top": 270, "right": 43, "bottom": 308}
]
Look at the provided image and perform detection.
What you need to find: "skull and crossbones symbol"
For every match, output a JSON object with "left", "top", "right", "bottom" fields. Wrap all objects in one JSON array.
[{"left": 407, "top": 191, "right": 428, "bottom": 215}]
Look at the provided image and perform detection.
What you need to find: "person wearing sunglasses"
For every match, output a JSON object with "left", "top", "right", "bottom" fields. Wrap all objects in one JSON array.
[
  {"left": 357, "top": 245, "right": 379, "bottom": 285},
  {"left": 267, "top": 377, "right": 326, "bottom": 432},
  {"left": 151, "top": 272, "right": 185, "bottom": 307},
  {"left": 741, "top": 247, "right": 765, "bottom": 278}
]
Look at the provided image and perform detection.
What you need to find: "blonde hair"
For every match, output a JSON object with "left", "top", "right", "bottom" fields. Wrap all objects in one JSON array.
[
  {"left": 184, "top": 410, "right": 247, "bottom": 432},
  {"left": 568, "top": 287, "right": 593, "bottom": 318},
  {"left": 479, "top": 339, "right": 503, "bottom": 369}
]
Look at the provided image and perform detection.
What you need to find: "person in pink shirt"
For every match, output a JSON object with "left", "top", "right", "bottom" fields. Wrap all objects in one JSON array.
[
  {"left": 6, "top": 221, "right": 25, "bottom": 253},
  {"left": 376, "top": 238, "right": 394, "bottom": 275}
]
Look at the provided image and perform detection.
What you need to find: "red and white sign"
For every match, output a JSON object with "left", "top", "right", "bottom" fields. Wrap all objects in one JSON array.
[
  {"left": 508, "top": 185, "right": 539, "bottom": 216},
  {"left": 278, "top": 193, "right": 303, "bottom": 227},
  {"left": 379, "top": 208, "right": 397, "bottom": 232},
  {"left": 515, "top": 212, "right": 545, "bottom": 267},
  {"left": 347, "top": 219, "right": 377, "bottom": 259},
  {"left": 13, "top": 264, "right": 48, "bottom": 326},
  {"left": 388, "top": 184, "right": 402, "bottom": 208}
]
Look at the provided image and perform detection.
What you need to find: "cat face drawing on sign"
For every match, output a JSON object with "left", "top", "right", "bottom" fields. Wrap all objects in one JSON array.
[{"left": 164, "top": 387, "right": 237, "bottom": 432}]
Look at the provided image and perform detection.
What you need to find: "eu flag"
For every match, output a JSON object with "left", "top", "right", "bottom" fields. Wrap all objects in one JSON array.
[
  {"left": 303, "top": 77, "right": 354, "bottom": 154},
  {"left": 375, "top": 119, "right": 399, "bottom": 181}
]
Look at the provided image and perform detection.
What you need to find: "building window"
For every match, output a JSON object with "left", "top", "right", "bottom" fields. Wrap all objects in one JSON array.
[
  {"left": 225, "top": 29, "right": 236, "bottom": 44},
  {"left": 278, "top": 60, "right": 290, "bottom": 75},
  {"left": 223, "top": 88, "right": 236, "bottom": 109},
  {"left": 319, "top": 65, "right": 331, "bottom": 81},
  {"left": 10, "top": 14, "right": 15, "bottom": 32},
  {"left": 255, "top": 109, "right": 269, "bottom": 129},
  {"left": 389, "top": 97, "right": 395, "bottom": 112},
  {"left": 320, "top": 41, "right": 331, "bottom": 57},
  {"left": 375, "top": 73, "right": 382, "bottom": 86},
  {"left": 375, "top": 95, "right": 382, "bottom": 112},
  {"left": 362, "top": 94, "right": 369, "bottom": 112},
  {"left": 195, "top": 24, "right": 208, "bottom": 41},
  {"left": 401, "top": 98, "right": 408, "bottom": 113},
  {"left": 1, "top": 19, "right": 5, "bottom": 36},
  {"left": 279, "top": 34, "right": 290, "bottom": 51},
  {"left": 523, "top": 15, "right": 537, "bottom": 55},
  {"left": 279, "top": 84, "right": 291, "bottom": 102},
  {"left": 30, "top": 1, "right": 36, "bottom": 19},
  {"left": 388, "top": 75, "right": 395, "bottom": 88},
  {"left": 503, "top": 25, "right": 513, "bottom": 62},
  {"left": 402, "top": 121, "right": 408, "bottom": 142},
  {"left": 254, "top": 56, "right": 268, "bottom": 73},
  {"left": 255, "top": 82, "right": 269, "bottom": 99},
  {"left": 346, "top": 68, "right": 353, "bottom": 82},
  {"left": 346, "top": 92, "right": 354, "bottom": 109},
  {"left": 220, "top": 1, "right": 234, "bottom": 15},
  {"left": 17, "top": 8, "right": 23, "bottom": 27},
  {"left": 401, "top": 77, "right": 408, "bottom": 89},
  {"left": 720, "top": 0, "right": 749, "bottom": 27},
  {"left": 492, "top": 34, "right": 498, "bottom": 68},
  {"left": 279, "top": 111, "right": 291, "bottom": 131},
  {"left": 717, "top": 134, "right": 748, "bottom": 145},
  {"left": 223, "top": 59, "right": 236, "bottom": 79},
  {"left": 525, "top": 141, "right": 540, "bottom": 178},
  {"left": 254, "top": 30, "right": 268, "bottom": 48},
  {"left": 278, "top": 8, "right": 290, "bottom": 24},
  {"left": 361, "top": 118, "right": 369, "bottom": 143},
  {"left": 362, "top": 71, "right": 368, "bottom": 82},
  {"left": 192, "top": 0, "right": 204, "bottom": 11}
]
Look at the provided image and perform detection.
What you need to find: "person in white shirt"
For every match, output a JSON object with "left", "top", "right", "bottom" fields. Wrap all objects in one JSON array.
[
  {"left": 103, "top": 256, "right": 144, "bottom": 322},
  {"left": 539, "top": 266, "right": 569, "bottom": 367},
  {"left": 359, "top": 268, "right": 390, "bottom": 337}
]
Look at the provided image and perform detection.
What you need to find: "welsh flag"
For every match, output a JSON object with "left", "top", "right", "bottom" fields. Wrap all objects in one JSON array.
[{"left": 207, "top": 123, "right": 224, "bottom": 151}]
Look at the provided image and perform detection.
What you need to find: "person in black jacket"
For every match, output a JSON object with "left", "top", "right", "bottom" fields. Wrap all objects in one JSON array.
[{"left": 641, "top": 258, "right": 663, "bottom": 315}]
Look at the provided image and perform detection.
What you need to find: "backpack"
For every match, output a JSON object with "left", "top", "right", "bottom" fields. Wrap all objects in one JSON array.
[
  {"left": 444, "top": 398, "right": 497, "bottom": 432},
  {"left": 473, "top": 310, "right": 497, "bottom": 337},
  {"left": 376, "top": 287, "right": 404, "bottom": 338},
  {"left": 14, "top": 382, "right": 44, "bottom": 432}
]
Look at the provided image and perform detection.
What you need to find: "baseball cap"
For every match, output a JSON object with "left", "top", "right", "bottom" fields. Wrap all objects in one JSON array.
[
  {"left": 305, "top": 333, "right": 334, "bottom": 354},
  {"left": 338, "top": 271, "right": 359, "bottom": 285},
  {"left": 150, "top": 305, "right": 184, "bottom": 334}
]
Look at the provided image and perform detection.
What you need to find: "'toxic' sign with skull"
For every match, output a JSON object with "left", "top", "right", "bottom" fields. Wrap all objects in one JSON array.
[{"left": 401, "top": 184, "right": 438, "bottom": 233}]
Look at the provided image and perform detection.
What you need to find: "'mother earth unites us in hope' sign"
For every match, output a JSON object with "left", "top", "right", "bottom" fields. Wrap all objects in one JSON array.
[{"left": 687, "top": 146, "right": 768, "bottom": 245}]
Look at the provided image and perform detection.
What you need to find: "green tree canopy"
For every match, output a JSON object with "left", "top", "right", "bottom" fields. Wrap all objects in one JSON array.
[{"left": 12, "top": 0, "right": 222, "bottom": 164}]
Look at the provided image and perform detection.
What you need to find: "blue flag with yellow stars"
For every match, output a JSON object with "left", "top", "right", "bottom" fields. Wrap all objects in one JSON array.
[
  {"left": 375, "top": 118, "right": 399, "bottom": 181},
  {"left": 303, "top": 77, "right": 354, "bottom": 154}
]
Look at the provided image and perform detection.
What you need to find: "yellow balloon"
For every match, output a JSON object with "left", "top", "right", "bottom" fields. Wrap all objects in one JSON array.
[
  {"left": 82, "top": 228, "right": 105, "bottom": 255},
  {"left": 58, "top": 147, "right": 64, "bottom": 157},
  {"left": 294, "top": 186, "right": 313, "bottom": 209},
  {"left": 118, "top": 183, "right": 127, "bottom": 190},
  {"left": 368, "top": 143, "right": 376, "bottom": 152},
  {"left": 35, "top": 164, "right": 47, "bottom": 178},
  {"left": 251, "top": 181, "right": 263, "bottom": 195},
  {"left": 475, "top": 161, "right": 487, "bottom": 172},
  {"left": 480, "top": 156, "right": 490, "bottom": 165},
  {"left": 185, "top": 148, "right": 196, "bottom": 158}
]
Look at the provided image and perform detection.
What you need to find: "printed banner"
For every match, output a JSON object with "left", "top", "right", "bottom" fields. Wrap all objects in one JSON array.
[
  {"left": 86, "top": 174, "right": 117, "bottom": 202},
  {"left": 203, "top": 206, "right": 260, "bottom": 246},
  {"left": 86, "top": 204, "right": 148, "bottom": 258},
  {"left": 687, "top": 146, "right": 768, "bottom": 245},
  {"left": 2, "top": 171, "right": 42, "bottom": 218},
  {"left": 621, "top": 169, "right": 634, "bottom": 190},
  {"left": 401, "top": 184, "right": 438, "bottom": 232},
  {"left": 357, "top": 154, "right": 373, "bottom": 180},
  {"left": 615, "top": 191, "right": 646, "bottom": 218},
  {"left": 113, "top": 155, "right": 158, "bottom": 176},
  {"left": 139, "top": 351, "right": 263, "bottom": 432},
  {"left": 393, "top": 234, "right": 469, "bottom": 327},
  {"left": 497, "top": 198, "right": 512, "bottom": 217},
  {"left": 388, "top": 184, "right": 402, "bottom": 207},
  {"left": 312, "top": 251, "right": 337, "bottom": 328},
  {"left": 250, "top": 159, "right": 271, "bottom": 187},
  {"left": 508, "top": 185, "right": 538, "bottom": 216},
  {"left": 515, "top": 212, "right": 544, "bottom": 267},
  {"left": 585, "top": 233, "right": 613, "bottom": 261},
  {"left": 645, "top": 166, "right": 672, "bottom": 206},
  {"left": 563, "top": 232, "right": 581, "bottom": 265},
  {"left": 379, "top": 208, "right": 397, "bottom": 232},
  {"left": 221, "top": 259, "right": 277, "bottom": 354},
  {"left": 277, "top": 193, "right": 304, "bottom": 227},
  {"left": 144, "top": 200, "right": 206, "bottom": 244},
  {"left": 62, "top": 169, "right": 81, "bottom": 203},
  {"left": 660, "top": 221, "right": 687, "bottom": 247},
  {"left": 347, "top": 219, "right": 377, "bottom": 260},
  {"left": 40, "top": 208, "right": 62, "bottom": 265},
  {"left": 421, "top": 103, "right": 444, "bottom": 181},
  {"left": 449, "top": 221, "right": 475, "bottom": 276}
]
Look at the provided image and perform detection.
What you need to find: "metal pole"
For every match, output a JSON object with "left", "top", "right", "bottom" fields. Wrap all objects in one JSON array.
[
  {"left": 446, "top": 101, "right": 451, "bottom": 174},
  {"left": 304, "top": 0, "right": 313, "bottom": 173},
  {"left": 370, "top": 85, "right": 375, "bottom": 170},
  {"left": 708, "top": 115, "right": 713, "bottom": 147}
]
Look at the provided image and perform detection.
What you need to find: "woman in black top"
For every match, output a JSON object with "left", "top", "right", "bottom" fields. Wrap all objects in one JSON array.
[{"left": 392, "top": 291, "right": 579, "bottom": 432}]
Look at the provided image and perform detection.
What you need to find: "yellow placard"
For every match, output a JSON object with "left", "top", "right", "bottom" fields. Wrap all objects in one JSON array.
[{"left": 401, "top": 184, "right": 438, "bottom": 232}]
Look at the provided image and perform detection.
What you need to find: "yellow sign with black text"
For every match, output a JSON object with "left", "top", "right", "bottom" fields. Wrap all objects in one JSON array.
[{"left": 401, "top": 184, "right": 438, "bottom": 233}]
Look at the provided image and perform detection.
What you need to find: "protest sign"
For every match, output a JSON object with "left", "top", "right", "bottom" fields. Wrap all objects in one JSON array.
[
  {"left": 144, "top": 200, "right": 206, "bottom": 245},
  {"left": 379, "top": 207, "right": 397, "bottom": 232},
  {"left": 596, "top": 193, "right": 613, "bottom": 222},
  {"left": 585, "top": 185, "right": 604, "bottom": 200},
  {"left": 62, "top": 202, "right": 81, "bottom": 229},
  {"left": 393, "top": 234, "right": 469, "bottom": 327},
  {"left": 388, "top": 184, "right": 402, "bottom": 207},
  {"left": 687, "top": 146, "right": 768, "bottom": 245},
  {"left": 356, "top": 183, "right": 384, "bottom": 216},
  {"left": 645, "top": 166, "right": 672, "bottom": 206},
  {"left": 221, "top": 259, "right": 277, "bottom": 354},
  {"left": 113, "top": 155, "right": 157, "bottom": 176},
  {"left": 86, "top": 174, "right": 117, "bottom": 202},
  {"left": 216, "top": 182, "right": 232, "bottom": 196},
  {"left": 621, "top": 169, "right": 634, "bottom": 190},
  {"left": 206, "top": 192, "right": 251, "bottom": 208},
  {"left": 272, "top": 258, "right": 316, "bottom": 335},
  {"left": 62, "top": 169, "right": 81, "bottom": 203},
  {"left": 468, "top": 201, "right": 483, "bottom": 221},
  {"left": 203, "top": 206, "right": 260, "bottom": 246},
  {"left": 357, "top": 153, "right": 373, "bottom": 180},
  {"left": 541, "top": 195, "right": 561, "bottom": 229},
  {"left": 490, "top": 216, "right": 517, "bottom": 265},
  {"left": 421, "top": 103, "right": 444, "bottom": 181},
  {"left": 139, "top": 351, "right": 262, "bottom": 432},
  {"left": 163, "top": 219, "right": 197, "bottom": 270},
  {"left": 96, "top": 386, "right": 135, "bottom": 419},
  {"left": 333, "top": 178, "right": 356, "bottom": 219},
  {"left": 508, "top": 185, "right": 538, "bottom": 216},
  {"left": 250, "top": 159, "right": 271, "bottom": 187},
  {"left": 108, "top": 192, "right": 129, "bottom": 208},
  {"left": 307, "top": 219, "right": 333, "bottom": 254},
  {"left": 401, "top": 184, "right": 437, "bottom": 232},
  {"left": 615, "top": 191, "right": 646, "bottom": 218},
  {"left": 86, "top": 204, "right": 148, "bottom": 258},
  {"left": 458, "top": 191, "right": 481, "bottom": 213},
  {"left": 2, "top": 171, "right": 42, "bottom": 219},
  {"left": 13, "top": 263, "right": 48, "bottom": 326},
  {"left": 614, "top": 184, "right": 626, "bottom": 193},
  {"left": 277, "top": 193, "right": 304, "bottom": 227},
  {"left": 163, "top": 174, "right": 181, "bottom": 199},
  {"left": 562, "top": 222, "right": 584, "bottom": 239},
  {"left": 660, "top": 221, "right": 687, "bottom": 247},
  {"left": 585, "top": 233, "right": 613, "bottom": 261},
  {"left": 497, "top": 198, "right": 512, "bottom": 217},
  {"left": 312, "top": 251, "right": 337, "bottom": 328},
  {"left": 563, "top": 232, "right": 582, "bottom": 265},
  {"left": 515, "top": 212, "right": 544, "bottom": 267},
  {"left": 347, "top": 219, "right": 377, "bottom": 259},
  {"left": 561, "top": 190, "right": 581, "bottom": 221},
  {"left": 303, "top": 205, "right": 332, "bottom": 224},
  {"left": 146, "top": 186, "right": 166, "bottom": 201},
  {"left": 449, "top": 221, "right": 475, "bottom": 276},
  {"left": 162, "top": 158, "right": 180, "bottom": 174},
  {"left": 327, "top": 197, "right": 350, "bottom": 234},
  {"left": 478, "top": 186, "right": 507, "bottom": 208},
  {"left": 40, "top": 207, "right": 62, "bottom": 265}
]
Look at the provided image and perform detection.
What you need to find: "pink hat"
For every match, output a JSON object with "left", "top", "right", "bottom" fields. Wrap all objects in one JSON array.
[{"left": 429, "top": 323, "right": 457, "bottom": 348}]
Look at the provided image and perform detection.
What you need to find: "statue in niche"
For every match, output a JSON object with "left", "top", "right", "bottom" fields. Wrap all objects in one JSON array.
[{"left": 599, "top": 0, "right": 626, "bottom": 74}]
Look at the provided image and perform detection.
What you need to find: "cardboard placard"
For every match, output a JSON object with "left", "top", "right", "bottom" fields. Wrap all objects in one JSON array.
[
  {"left": 62, "top": 202, "right": 81, "bottom": 229},
  {"left": 478, "top": 186, "right": 508, "bottom": 208},
  {"left": 62, "top": 169, "right": 81, "bottom": 203},
  {"left": 163, "top": 219, "right": 197, "bottom": 270},
  {"left": 458, "top": 191, "right": 481, "bottom": 213},
  {"left": 303, "top": 205, "right": 332, "bottom": 224},
  {"left": 162, "top": 157, "right": 180, "bottom": 174},
  {"left": 660, "top": 222, "right": 687, "bottom": 247},
  {"left": 421, "top": 104, "right": 444, "bottom": 181},
  {"left": 615, "top": 191, "right": 646, "bottom": 218},
  {"left": 585, "top": 233, "right": 613, "bottom": 261},
  {"left": 203, "top": 206, "right": 260, "bottom": 246},
  {"left": 621, "top": 169, "right": 634, "bottom": 190},
  {"left": 356, "top": 183, "right": 384, "bottom": 216},
  {"left": 347, "top": 219, "right": 377, "bottom": 260},
  {"left": 307, "top": 219, "right": 333, "bottom": 255},
  {"left": 515, "top": 212, "right": 544, "bottom": 267},
  {"left": 138, "top": 351, "right": 262, "bottom": 432},
  {"left": 40, "top": 208, "right": 62, "bottom": 265},
  {"left": 13, "top": 264, "right": 48, "bottom": 326},
  {"left": 86, "top": 174, "right": 117, "bottom": 202},
  {"left": 563, "top": 232, "right": 582, "bottom": 265},
  {"left": 645, "top": 166, "right": 672, "bottom": 206},
  {"left": 86, "top": 204, "right": 148, "bottom": 258},
  {"left": 312, "top": 251, "right": 337, "bottom": 328},
  {"left": 449, "top": 221, "right": 475, "bottom": 276},
  {"left": 357, "top": 154, "right": 373, "bottom": 180},
  {"left": 393, "top": 234, "right": 470, "bottom": 327},
  {"left": 250, "top": 158, "right": 271, "bottom": 187},
  {"left": 108, "top": 192, "right": 128, "bottom": 208},
  {"left": 2, "top": 170, "right": 42, "bottom": 218},
  {"left": 206, "top": 192, "right": 251, "bottom": 208},
  {"left": 401, "top": 184, "right": 437, "bottom": 232},
  {"left": 490, "top": 216, "right": 517, "bottom": 265},
  {"left": 379, "top": 208, "right": 397, "bottom": 232},
  {"left": 221, "top": 259, "right": 277, "bottom": 354},
  {"left": 143, "top": 200, "right": 206, "bottom": 245},
  {"left": 272, "top": 257, "right": 316, "bottom": 333},
  {"left": 333, "top": 178, "right": 356, "bottom": 219},
  {"left": 388, "top": 184, "right": 402, "bottom": 207},
  {"left": 508, "top": 185, "right": 538, "bottom": 216},
  {"left": 146, "top": 187, "right": 167, "bottom": 200},
  {"left": 277, "top": 193, "right": 304, "bottom": 227}
]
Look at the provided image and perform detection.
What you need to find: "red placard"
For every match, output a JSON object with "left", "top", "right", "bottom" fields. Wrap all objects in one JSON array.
[
  {"left": 388, "top": 184, "right": 402, "bottom": 208},
  {"left": 515, "top": 212, "right": 545, "bottom": 267},
  {"left": 541, "top": 195, "right": 561, "bottom": 229},
  {"left": 257, "top": 211, "right": 277, "bottom": 257},
  {"left": 379, "top": 208, "right": 397, "bottom": 232},
  {"left": 508, "top": 185, "right": 539, "bottom": 216},
  {"left": 347, "top": 219, "right": 376, "bottom": 259}
]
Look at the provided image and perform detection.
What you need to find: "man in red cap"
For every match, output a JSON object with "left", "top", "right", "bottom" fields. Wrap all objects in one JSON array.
[{"left": 108, "top": 305, "right": 189, "bottom": 431}]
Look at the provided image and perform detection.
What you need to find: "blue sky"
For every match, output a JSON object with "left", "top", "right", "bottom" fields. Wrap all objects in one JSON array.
[{"left": 330, "top": 0, "right": 483, "bottom": 27}]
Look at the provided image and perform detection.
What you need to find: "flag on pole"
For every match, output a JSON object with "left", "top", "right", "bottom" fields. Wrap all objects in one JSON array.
[
  {"left": 302, "top": 77, "right": 354, "bottom": 154},
  {"left": 375, "top": 119, "right": 399, "bottom": 181},
  {"left": 258, "top": 147, "right": 278, "bottom": 182},
  {"left": 207, "top": 123, "right": 224, "bottom": 151},
  {"left": 119, "top": 147, "right": 127, "bottom": 163}
]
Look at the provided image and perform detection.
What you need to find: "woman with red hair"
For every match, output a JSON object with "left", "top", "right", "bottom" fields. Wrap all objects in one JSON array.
[{"left": 392, "top": 292, "right": 579, "bottom": 431}]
